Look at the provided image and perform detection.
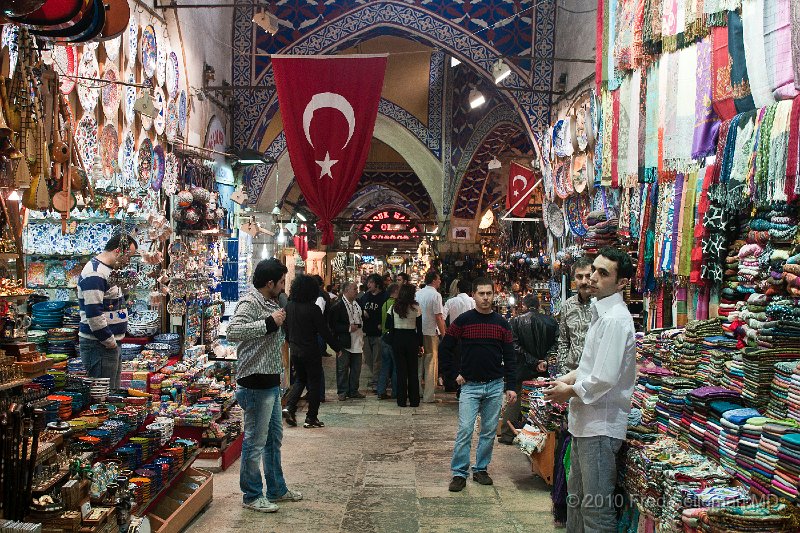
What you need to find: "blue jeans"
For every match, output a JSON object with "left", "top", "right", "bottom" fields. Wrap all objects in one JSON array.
[
  {"left": 566, "top": 435, "right": 624, "bottom": 533},
  {"left": 450, "top": 379, "right": 504, "bottom": 478},
  {"left": 235, "top": 386, "right": 288, "bottom": 504},
  {"left": 79, "top": 338, "right": 121, "bottom": 389},
  {"left": 377, "top": 339, "right": 396, "bottom": 396},
  {"left": 336, "top": 350, "right": 362, "bottom": 396}
]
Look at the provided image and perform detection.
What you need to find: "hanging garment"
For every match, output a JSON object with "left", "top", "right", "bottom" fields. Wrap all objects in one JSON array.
[
  {"left": 764, "top": 0, "right": 800, "bottom": 100},
  {"left": 615, "top": 0, "right": 636, "bottom": 72},
  {"left": 791, "top": 0, "right": 800, "bottom": 90},
  {"left": 741, "top": 0, "right": 776, "bottom": 108},
  {"left": 711, "top": 23, "right": 737, "bottom": 120},
  {"left": 645, "top": 63, "right": 660, "bottom": 182},
  {"left": 728, "top": 10, "right": 757, "bottom": 113},
  {"left": 627, "top": 70, "right": 641, "bottom": 183},
  {"left": 693, "top": 37, "right": 722, "bottom": 159},
  {"left": 675, "top": 45, "right": 698, "bottom": 165}
]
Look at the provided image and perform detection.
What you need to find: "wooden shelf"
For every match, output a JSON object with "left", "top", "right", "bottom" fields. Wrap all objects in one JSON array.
[
  {"left": 0, "top": 293, "right": 32, "bottom": 302},
  {"left": 134, "top": 450, "right": 200, "bottom": 517},
  {"left": 0, "top": 378, "right": 32, "bottom": 392}
]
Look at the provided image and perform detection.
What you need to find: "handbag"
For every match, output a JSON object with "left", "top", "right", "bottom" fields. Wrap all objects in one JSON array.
[{"left": 383, "top": 310, "right": 395, "bottom": 345}]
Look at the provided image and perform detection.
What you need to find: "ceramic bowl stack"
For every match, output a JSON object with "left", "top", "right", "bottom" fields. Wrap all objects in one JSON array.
[
  {"left": 62, "top": 304, "right": 81, "bottom": 329},
  {"left": 127, "top": 310, "right": 159, "bottom": 338},
  {"left": 27, "top": 330, "right": 48, "bottom": 353},
  {"left": 143, "top": 343, "right": 171, "bottom": 359},
  {"left": 85, "top": 377, "right": 111, "bottom": 402},
  {"left": 47, "top": 328, "right": 78, "bottom": 359},
  {"left": 121, "top": 343, "right": 143, "bottom": 362},
  {"left": 153, "top": 333, "right": 181, "bottom": 356},
  {"left": 67, "top": 358, "right": 86, "bottom": 374},
  {"left": 147, "top": 416, "right": 174, "bottom": 445},
  {"left": 31, "top": 301, "right": 67, "bottom": 331}
]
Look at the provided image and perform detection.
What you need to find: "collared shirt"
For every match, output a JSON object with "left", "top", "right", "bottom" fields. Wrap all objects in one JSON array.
[
  {"left": 342, "top": 297, "right": 364, "bottom": 353},
  {"left": 568, "top": 292, "right": 636, "bottom": 440},
  {"left": 227, "top": 290, "right": 285, "bottom": 382},
  {"left": 444, "top": 293, "right": 475, "bottom": 324},
  {"left": 557, "top": 294, "right": 592, "bottom": 374},
  {"left": 416, "top": 285, "right": 444, "bottom": 336}
]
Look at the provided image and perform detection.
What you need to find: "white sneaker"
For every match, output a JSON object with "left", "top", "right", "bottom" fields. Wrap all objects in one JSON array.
[
  {"left": 243, "top": 497, "right": 279, "bottom": 512},
  {"left": 269, "top": 489, "right": 303, "bottom": 503}
]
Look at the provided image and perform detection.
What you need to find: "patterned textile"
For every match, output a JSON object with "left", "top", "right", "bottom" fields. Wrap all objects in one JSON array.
[
  {"left": 627, "top": 69, "right": 641, "bottom": 181},
  {"left": 663, "top": 54, "right": 680, "bottom": 165},
  {"left": 643, "top": 0, "right": 663, "bottom": 55},
  {"left": 675, "top": 45, "right": 698, "bottom": 165},
  {"left": 645, "top": 63, "right": 661, "bottom": 180},
  {"left": 742, "top": 0, "right": 776, "bottom": 109},
  {"left": 711, "top": 23, "right": 737, "bottom": 120},
  {"left": 661, "top": 0, "right": 679, "bottom": 51},
  {"left": 768, "top": 100, "right": 793, "bottom": 202},
  {"left": 764, "top": 0, "right": 800, "bottom": 100},
  {"left": 728, "top": 10, "right": 757, "bottom": 113},
  {"left": 615, "top": 0, "right": 636, "bottom": 72},
  {"left": 612, "top": 88, "right": 621, "bottom": 187},
  {"left": 691, "top": 166, "right": 717, "bottom": 284},
  {"left": 791, "top": 0, "right": 800, "bottom": 90},
  {"left": 678, "top": 171, "right": 700, "bottom": 278},
  {"left": 693, "top": 37, "right": 721, "bottom": 159},
  {"left": 596, "top": 0, "right": 605, "bottom": 89},
  {"left": 602, "top": 87, "right": 614, "bottom": 186},
  {"left": 786, "top": 96, "right": 800, "bottom": 202}
]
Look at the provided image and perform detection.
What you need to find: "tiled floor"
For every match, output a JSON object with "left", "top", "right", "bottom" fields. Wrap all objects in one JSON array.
[{"left": 185, "top": 358, "right": 558, "bottom": 533}]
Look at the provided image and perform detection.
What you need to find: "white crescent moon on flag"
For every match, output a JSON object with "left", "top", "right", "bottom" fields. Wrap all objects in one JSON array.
[
  {"left": 302, "top": 92, "right": 356, "bottom": 149},
  {"left": 512, "top": 175, "right": 527, "bottom": 190}
]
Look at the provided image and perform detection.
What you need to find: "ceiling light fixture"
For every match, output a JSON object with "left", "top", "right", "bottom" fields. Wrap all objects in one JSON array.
[
  {"left": 450, "top": 57, "right": 461, "bottom": 67},
  {"left": 271, "top": 204, "right": 281, "bottom": 216},
  {"left": 487, "top": 156, "right": 502, "bottom": 170},
  {"left": 296, "top": 212, "right": 307, "bottom": 222},
  {"left": 253, "top": 11, "right": 279, "bottom": 35},
  {"left": 469, "top": 88, "right": 485, "bottom": 109},
  {"left": 6, "top": 190, "right": 20, "bottom": 201},
  {"left": 492, "top": 59, "right": 512, "bottom": 84}
]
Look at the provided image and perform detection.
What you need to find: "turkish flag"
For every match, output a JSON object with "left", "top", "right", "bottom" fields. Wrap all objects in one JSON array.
[
  {"left": 272, "top": 55, "right": 387, "bottom": 244},
  {"left": 506, "top": 162, "right": 537, "bottom": 217}
]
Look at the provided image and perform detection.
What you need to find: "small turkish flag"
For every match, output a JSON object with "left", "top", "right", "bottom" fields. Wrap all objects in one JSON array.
[{"left": 506, "top": 162, "right": 537, "bottom": 217}]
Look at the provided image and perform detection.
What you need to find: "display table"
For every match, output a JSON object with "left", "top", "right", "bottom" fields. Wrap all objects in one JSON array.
[{"left": 509, "top": 423, "right": 557, "bottom": 485}]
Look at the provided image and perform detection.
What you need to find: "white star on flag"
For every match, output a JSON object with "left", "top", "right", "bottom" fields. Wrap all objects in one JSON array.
[{"left": 316, "top": 151, "right": 338, "bottom": 179}]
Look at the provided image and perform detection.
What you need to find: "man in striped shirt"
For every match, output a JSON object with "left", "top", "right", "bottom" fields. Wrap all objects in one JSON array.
[{"left": 78, "top": 233, "right": 137, "bottom": 389}]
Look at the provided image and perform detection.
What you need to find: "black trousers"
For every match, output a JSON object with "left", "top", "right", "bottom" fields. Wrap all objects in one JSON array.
[
  {"left": 393, "top": 329, "right": 420, "bottom": 407},
  {"left": 285, "top": 351, "right": 323, "bottom": 421}
]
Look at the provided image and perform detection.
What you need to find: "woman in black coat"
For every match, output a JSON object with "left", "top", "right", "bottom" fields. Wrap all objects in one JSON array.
[
  {"left": 283, "top": 275, "right": 341, "bottom": 428},
  {"left": 385, "top": 284, "right": 423, "bottom": 407}
]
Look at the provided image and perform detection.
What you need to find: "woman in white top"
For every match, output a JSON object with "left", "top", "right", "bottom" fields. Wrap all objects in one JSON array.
[{"left": 385, "top": 285, "right": 424, "bottom": 407}]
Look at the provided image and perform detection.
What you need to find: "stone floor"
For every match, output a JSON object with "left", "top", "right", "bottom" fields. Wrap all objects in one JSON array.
[{"left": 185, "top": 358, "right": 558, "bottom": 533}]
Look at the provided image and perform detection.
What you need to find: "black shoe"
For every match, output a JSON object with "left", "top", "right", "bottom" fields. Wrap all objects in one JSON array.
[
  {"left": 348, "top": 392, "right": 366, "bottom": 399},
  {"left": 282, "top": 409, "right": 297, "bottom": 427},
  {"left": 473, "top": 471, "right": 493, "bottom": 485},
  {"left": 448, "top": 476, "right": 466, "bottom": 492},
  {"left": 378, "top": 393, "right": 391, "bottom": 400},
  {"left": 497, "top": 436, "right": 515, "bottom": 445},
  {"left": 303, "top": 419, "right": 325, "bottom": 428}
]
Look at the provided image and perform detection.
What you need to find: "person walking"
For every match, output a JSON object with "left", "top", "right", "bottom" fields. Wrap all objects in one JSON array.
[
  {"left": 385, "top": 284, "right": 424, "bottom": 407},
  {"left": 544, "top": 247, "right": 636, "bottom": 532},
  {"left": 498, "top": 294, "right": 558, "bottom": 444},
  {"left": 283, "top": 275, "right": 341, "bottom": 429},
  {"left": 442, "top": 278, "right": 475, "bottom": 393},
  {"left": 558, "top": 257, "right": 594, "bottom": 374},
  {"left": 227, "top": 258, "right": 302, "bottom": 513},
  {"left": 439, "top": 278, "right": 517, "bottom": 492},
  {"left": 312, "top": 275, "right": 331, "bottom": 402},
  {"left": 358, "top": 274, "right": 387, "bottom": 392},
  {"left": 377, "top": 283, "right": 400, "bottom": 400},
  {"left": 328, "top": 281, "right": 366, "bottom": 400},
  {"left": 416, "top": 269, "right": 446, "bottom": 403},
  {"left": 78, "top": 233, "right": 137, "bottom": 389}
]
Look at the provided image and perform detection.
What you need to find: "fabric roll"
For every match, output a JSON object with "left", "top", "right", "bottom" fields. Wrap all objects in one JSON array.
[
  {"left": 728, "top": 10, "right": 757, "bottom": 113},
  {"left": 764, "top": 0, "right": 800, "bottom": 100},
  {"left": 742, "top": 0, "right": 776, "bottom": 108},
  {"left": 711, "top": 23, "right": 737, "bottom": 120}
]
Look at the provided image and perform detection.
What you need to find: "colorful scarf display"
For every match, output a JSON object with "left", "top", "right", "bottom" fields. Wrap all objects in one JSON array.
[
  {"left": 711, "top": 23, "right": 737, "bottom": 120},
  {"left": 627, "top": 69, "right": 642, "bottom": 182},
  {"left": 645, "top": 63, "right": 661, "bottom": 181},
  {"left": 618, "top": 75, "right": 632, "bottom": 185},
  {"left": 763, "top": 0, "right": 800, "bottom": 100},
  {"left": 742, "top": 0, "right": 777, "bottom": 108},
  {"left": 643, "top": 0, "right": 663, "bottom": 55},
  {"left": 728, "top": 10, "right": 757, "bottom": 114},
  {"left": 693, "top": 37, "right": 721, "bottom": 159},
  {"left": 791, "top": 0, "right": 800, "bottom": 90},
  {"left": 675, "top": 45, "right": 698, "bottom": 165},
  {"left": 615, "top": 0, "right": 636, "bottom": 72}
]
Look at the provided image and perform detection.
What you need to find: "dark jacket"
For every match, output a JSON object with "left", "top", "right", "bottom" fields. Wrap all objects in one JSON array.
[
  {"left": 328, "top": 298, "right": 355, "bottom": 350},
  {"left": 510, "top": 310, "right": 558, "bottom": 372},
  {"left": 358, "top": 290, "right": 387, "bottom": 336},
  {"left": 284, "top": 300, "right": 341, "bottom": 356}
]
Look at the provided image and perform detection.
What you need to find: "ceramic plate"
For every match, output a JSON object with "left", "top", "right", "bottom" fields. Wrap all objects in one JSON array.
[
  {"left": 127, "top": 14, "right": 138, "bottom": 64},
  {"left": 152, "top": 144, "right": 165, "bottom": 191},
  {"left": 119, "top": 130, "right": 136, "bottom": 189},
  {"left": 166, "top": 51, "right": 179, "bottom": 99},
  {"left": 1, "top": 25, "right": 18, "bottom": 80},
  {"left": 178, "top": 90, "right": 187, "bottom": 136},
  {"left": 141, "top": 25, "right": 157, "bottom": 79},
  {"left": 164, "top": 153, "right": 178, "bottom": 195},
  {"left": 140, "top": 89, "right": 153, "bottom": 131},
  {"left": 75, "top": 116, "right": 99, "bottom": 172},
  {"left": 165, "top": 99, "right": 178, "bottom": 141},
  {"left": 553, "top": 160, "right": 568, "bottom": 200},
  {"left": 153, "top": 87, "right": 166, "bottom": 135},
  {"left": 156, "top": 37, "right": 168, "bottom": 87},
  {"left": 547, "top": 202, "right": 565, "bottom": 238},
  {"left": 137, "top": 137, "right": 153, "bottom": 188},
  {"left": 100, "top": 124, "right": 119, "bottom": 175},
  {"left": 104, "top": 35, "right": 121, "bottom": 63},
  {"left": 101, "top": 65, "right": 121, "bottom": 121},
  {"left": 124, "top": 72, "right": 136, "bottom": 125},
  {"left": 565, "top": 195, "right": 588, "bottom": 237},
  {"left": 77, "top": 50, "right": 100, "bottom": 113},
  {"left": 563, "top": 157, "right": 575, "bottom": 196},
  {"left": 53, "top": 45, "right": 76, "bottom": 95}
]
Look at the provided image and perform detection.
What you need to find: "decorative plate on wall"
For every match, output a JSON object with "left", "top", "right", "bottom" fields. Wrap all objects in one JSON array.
[
  {"left": 127, "top": 14, "right": 138, "bottom": 64},
  {"left": 165, "top": 99, "right": 178, "bottom": 141},
  {"left": 553, "top": 160, "right": 568, "bottom": 200},
  {"left": 101, "top": 65, "right": 121, "bottom": 121},
  {"left": 178, "top": 90, "right": 187, "bottom": 136},
  {"left": 77, "top": 50, "right": 100, "bottom": 113},
  {"left": 156, "top": 37, "right": 168, "bottom": 88},
  {"left": 75, "top": 116, "right": 99, "bottom": 171},
  {"left": 166, "top": 51, "right": 179, "bottom": 99},
  {"left": 151, "top": 145, "right": 165, "bottom": 191},
  {"left": 100, "top": 124, "right": 119, "bottom": 176},
  {"left": 546, "top": 202, "right": 565, "bottom": 238},
  {"left": 164, "top": 153, "right": 178, "bottom": 195},
  {"left": 565, "top": 194, "right": 588, "bottom": 237},
  {"left": 104, "top": 35, "right": 121, "bottom": 63},
  {"left": 53, "top": 45, "right": 76, "bottom": 95},
  {"left": 153, "top": 87, "right": 166, "bottom": 135},
  {"left": 137, "top": 137, "right": 153, "bottom": 188},
  {"left": 141, "top": 25, "right": 157, "bottom": 79}
]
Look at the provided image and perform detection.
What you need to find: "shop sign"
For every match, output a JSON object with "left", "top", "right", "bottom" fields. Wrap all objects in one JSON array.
[
  {"left": 360, "top": 210, "right": 421, "bottom": 241},
  {"left": 387, "top": 255, "right": 405, "bottom": 266},
  {"left": 205, "top": 116, "right": 234, "bottom": 185}
]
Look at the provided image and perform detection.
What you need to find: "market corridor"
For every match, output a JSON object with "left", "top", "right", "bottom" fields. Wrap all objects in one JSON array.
[{"left": 186, "top": 360, "right": 557, "bottom": 533}]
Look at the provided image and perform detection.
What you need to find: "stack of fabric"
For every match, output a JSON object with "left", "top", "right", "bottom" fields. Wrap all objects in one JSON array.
[
  {"left": 682, "top": 387, "right": 742, "bottom": 454},
  {"left": 718, "top": 408, "right": 762, "bottom": 476},
  {"left": 788, "top": 363, "right": 800, "bottom": 424},
  {"left": 742, "top": 349, "right": 800, "bottom": 409},
  {"left": 722, "top": 354, "right": 747, "bottom": 393},
  {"left": 736, "top": 416, "right": 771, "bottom": 493},
  {"left": 700, "top": 502, "right": 799, "bottom": 532},
  {"left": 582, "top": 210, "right": 619, "bottom": 253},
  {"left": 719, "top": 239, "right": 748, "bottom": 318},
  {"left": 633, "top": 366, "right": 672, "bottom": 426},
  {"left": 705, "top": 399, "right": 747, "bottom": 463},
  {"left": 773, "top": 432, "right": 800, "bottom": 503},
  {"left": 783, "top": 244, "right": 800, "bottom": 297},
  {"left": 768, "top": 362, "right": 799, "bottom": 419},
  {"left": 655, "top": 378, "right": 696, "bottom": 437},
  {"left": 755, "top": 422, "right": 800, "bottom": 501}
]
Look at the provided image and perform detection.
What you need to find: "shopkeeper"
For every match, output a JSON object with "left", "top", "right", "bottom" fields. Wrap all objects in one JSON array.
[
  {"left": 77, "top": 232, "right": 137, "bottom": 389},
  {"left": 544, "top": 247, "right": 636, "bottom": 532}
]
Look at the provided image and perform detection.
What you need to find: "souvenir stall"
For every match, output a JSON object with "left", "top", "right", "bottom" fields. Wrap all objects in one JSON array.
[{"left": 577, "top": 0, "right": 800, "bottom": 530}]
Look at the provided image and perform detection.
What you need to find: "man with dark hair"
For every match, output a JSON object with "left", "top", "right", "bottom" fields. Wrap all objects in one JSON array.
[
  {"left": 442, "top": 278, "right": 475, "bottom": 394},
  {"left": 498, "top": 293, "right": 558, "bottom": 444},
  {"left": 439, "top": 277, "right": 517, "bottom": 492},
  {"left": 544, "top": 247, "right": 636, "bottom": 532},
  {"left": 558, "top": 257, "right": 594, "bottom": 374},
  {"left": 328, "top": 281, "right": 365, "bottom": 400},
  {"left": 396, "top": 272, "right": 410, "bottom": 285},
  {"left": 358, "top": 273, "right": 387, "bottom": 392},
  {"left": 228, "top": 258, "right": 302, "bottom": 513},
  {"left": 416, "top": 269, "right": 447, "bottom": 403},
  {"left": 78, "top": 233, "right": 138, "bottom": 389}
]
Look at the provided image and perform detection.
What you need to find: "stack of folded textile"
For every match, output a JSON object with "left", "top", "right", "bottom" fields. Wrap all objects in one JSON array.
[
  {"left": 754, "top": 421, "right": 800, "bottom": 501},
  {"left": 582, "top": 210, "right": 619, "bottom": 253},
  {"left": 720, "top": 239, "right": 748, "bottom": 318},
  {"left": 633, "top": 366, "right": 673, "bottom": 426},
  {"left": 773, "top": 432, "right": 800, "bottom": 503},
  {"left": 705, "top": 399, "right": 747, "bottom": 463},
  {"left": 700, "top": 502, "right": 799, "bottom": 531},
  {"left": 783, "top": 245, "right": 800, "bottom": 297},
  {"left": 655, "top": 378, "right": 696, "bottom": 437},
  {"left": 682, "top": 387, "right": 742, "bottom": 454},
  {"left": 722, "top": 355, "right": 746, "bottom": 393},
  {"left": 768, "top": 362, "right": 799, "bottom": 419},
  {"left": 788, "top": 362, "right": 800, "bottom": 424},
  {"left": 742, "top": 349, "right": 800, "bottom": 410},
  {"left": 718, "top": 408, "right": 762, "bottom": 476},
  {"left": 736, "top": 416, "right": 772, "bottom": 493}
]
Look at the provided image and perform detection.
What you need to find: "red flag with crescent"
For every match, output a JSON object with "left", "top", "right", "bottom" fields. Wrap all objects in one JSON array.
[
  {"left": 271, "top": 55, "right": 387, "bottom": 244},
  {"left": 506, "top": 161, "right": 537, "bottom": 217}
]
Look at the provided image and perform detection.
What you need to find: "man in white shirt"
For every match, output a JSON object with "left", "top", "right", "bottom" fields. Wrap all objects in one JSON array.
[
  {"left": 329, "top": 281, "right": 366, "bottom": 401},
  {"left": 544, "top": 247, "right": 636, "bottom": 533},
  {"left": 444, "top": 279, "right": 475, "bottom": 324},
  {"left": 415, "top": 269, "right": 447, "bottom": 403}
]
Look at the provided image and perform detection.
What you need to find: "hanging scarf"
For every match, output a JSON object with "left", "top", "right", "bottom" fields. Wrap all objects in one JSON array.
[
  {"left": 627, "top": 70, "right": 641, "bottom": 182},
  {"left": 643, "top": 0, "right": 664, "bottom": 56},
  {"left": 711, "top": 23, "right": 737, "bottom": 120},
  {"left": 726, "top": 110, "right": 757, "bottom": 210},
  {"left": 785, "top": 95, "right": 800, "bottom": 202},
  {"left": 705, "top": 0, "right": 740, "bottom": 27},
  {"left": 717, "top": 114, "right": 741, "bottom": 185},
  {"left": 691, "top": 166, "right": 717, "bottom": 284},
  {"left": 685, "top": 0, "right": 708, "bottom": 43},
  {"left": 602, "top": 88, "right": 614, "bottom": 186},
  {"left": 596, "top": 0, "right": 605, "bottom": 91},
  {"left": 611, "top": 88, "right": 621, "bottom": 187},
  {"left": 661, "top": 0, "right": 680, "bottom": 52},
  {"left": 630, "top": 182, "right": 644, "bottom": 239},
  {"left": 728, "top": 10, "right": 757, "bottom": 113},
  {"left": 741, "top": 0, "right": 776, "bottom": 108},
  {"left": 638, "top": 68, "right": 648, "bottom": 181},
  {"left": 645, "top": 63, "right": 660, "bottom": 182},
  {"left": 679, "top": 170, "right": 700, "bottom": 278},
  {"left": 693, "top": 37, "right": 721, "bottom": 158},
  {"left": 768, "top": 100, "right": 793, "bottom": 202},
  {"left": 608, "top": 0, "right": 620, "bottom": 90},
  {"left": 754, "top": 103, "right": 777, "bottom": 206},
  {"left": 764, "top": 0, "right": 800, "bottom": 100},
  {"left": 658, "top": 53, "right": 671, "bottom": 177},
  {"left": 656, "top": 178, "right": 676, "bottom": 273},
  {"left": 791, "top": 0, "right": 800, "bottom": 91},
  {"left": 669, "top": 173, "right": 686, "bottom": 273},
  {"left": 615, "top": 0, "right": 636, "bottom": 72},
  {"left": 633, "top": 0, "right": 647, "bottom": 68},
  {"left": 712, "top": 119, "right": 733, "bottom": 184},
  {"left": 595, "top": 102, "right": 605, "bottom": 185},
  {"left": 617, "top": 75, "right": 631, "bottom": 186},
  {"left": 675, "top": 45, "right": 698, "bottom": 166},
  {"left": 746, "top": 107, "right": 766, "bottom": 199}
]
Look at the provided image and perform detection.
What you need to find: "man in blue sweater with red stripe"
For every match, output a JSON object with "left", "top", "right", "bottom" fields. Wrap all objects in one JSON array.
[{"left": 440, "top": 277, "right": 517, "bottom": 492}]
